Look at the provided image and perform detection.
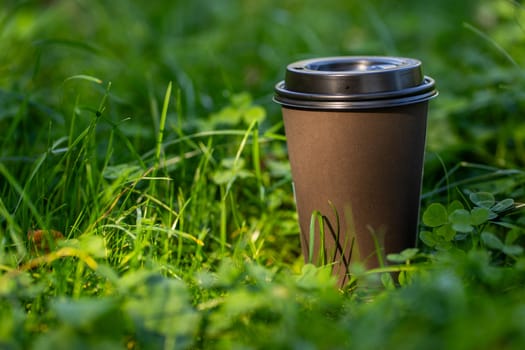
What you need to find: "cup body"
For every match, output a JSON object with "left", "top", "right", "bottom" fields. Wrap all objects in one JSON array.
[
  {"left": 282, "top": 103, "right": 428, "bottom": 285},
  {"left": 274, "top": 56, "right": 437, "bottom": 286}
]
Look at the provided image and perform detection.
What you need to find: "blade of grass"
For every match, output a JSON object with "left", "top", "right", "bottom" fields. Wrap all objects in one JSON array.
[
  {"left": 463, "top": 22, "right": 521, "bottom": 70},
  {"left": 252, "top": 123, "right": 265, "bottom": 203},
  {"left": 0, "top": 197, "right": 27, "bottom": 257},
  {"left": 63, "top": 74, "right": 103, "bottom": 85},
  {"left": 308, "top": 210, "right": 326, "bottom": 265},
  {"left": 422, "top": 162, "right": 524, "bottom": 199},
  {"left": 220, "top": 186, "right": 227, "bottom": 254},
  {"left": 368, "top": 225, "right": 385, "bottom": 268},
  {"left": 142, "top": 128, "right": 284, "bottom": 160},
  {"left": 0, "top": 163, "right": 45, "bottom": 230},
  {"left": 222, "top": 120, "right": 258, "bottom": 199},
  {"left": 308, "top": 211, "right": 318, "bottom": 264},
  {"left": 233, "top": 120, "right": 257, "bottom": 165},
  {"left": 318, "top": 214, "right": 326, "bottom": 266},
  {"left": 155, "top": 81, "right": 172, "bottom": 171}
]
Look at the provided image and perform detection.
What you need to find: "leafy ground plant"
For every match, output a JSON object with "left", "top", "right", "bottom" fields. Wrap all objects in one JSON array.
[{"left": 421, "top": 191, "right": 524, "bottom": 261}]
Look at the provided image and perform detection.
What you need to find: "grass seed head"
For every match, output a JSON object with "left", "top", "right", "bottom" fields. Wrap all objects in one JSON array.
[{"left": 27, "top": 229, "right": 65, "bottom": 253}]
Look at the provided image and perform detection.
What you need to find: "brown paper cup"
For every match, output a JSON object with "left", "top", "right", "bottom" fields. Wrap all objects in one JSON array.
[{"left": 274, "top": 56, "right": 437, "bottom": 286}]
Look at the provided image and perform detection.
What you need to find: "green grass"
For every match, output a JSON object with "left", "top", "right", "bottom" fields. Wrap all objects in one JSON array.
[{"left": 1, "top": 0, "right": 525, "bottom": 349}]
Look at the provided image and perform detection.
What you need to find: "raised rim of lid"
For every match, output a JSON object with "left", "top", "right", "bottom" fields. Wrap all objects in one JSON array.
[{"left": 274, "top": 56, "right": 437, "bottom": 109}]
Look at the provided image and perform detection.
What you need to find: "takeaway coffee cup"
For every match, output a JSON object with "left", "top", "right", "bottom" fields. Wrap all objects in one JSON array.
[{"left": 274, "top": 56, "right": 437, "bottom": 286}]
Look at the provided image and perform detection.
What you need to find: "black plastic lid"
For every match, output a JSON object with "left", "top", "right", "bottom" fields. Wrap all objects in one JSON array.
[{"left": 274, "top": 56, "right": 437, "bottom": 110}]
